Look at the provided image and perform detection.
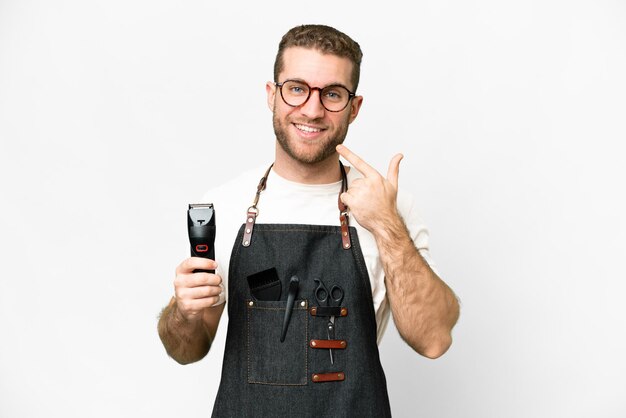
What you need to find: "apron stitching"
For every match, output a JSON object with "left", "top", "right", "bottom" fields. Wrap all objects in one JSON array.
[
  {"left": 305, "top": 303, "right": 309, "bottom": 383},
  {"left": 246, "top": 381, "right": 307, "bottom": 386},
  {"left": 252, "top": 228, "right": 343, "bottom": 233},
  {"left": 246, "top": 302, "right": 250, "bottom": 383}
]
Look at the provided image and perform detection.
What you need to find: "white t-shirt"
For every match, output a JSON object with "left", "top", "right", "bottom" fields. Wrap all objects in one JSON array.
[{"left": 201, "top": 164, "right": 435, "bottom": 343}]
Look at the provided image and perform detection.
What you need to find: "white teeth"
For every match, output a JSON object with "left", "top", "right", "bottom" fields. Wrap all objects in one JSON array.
[{"left": 295, "top": 124, "right": 321, "bottom": 133}]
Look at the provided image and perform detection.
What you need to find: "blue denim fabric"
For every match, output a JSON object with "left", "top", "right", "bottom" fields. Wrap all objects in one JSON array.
[
  {"left": 212, "top": 224, "right": 392, "bottom": 418},
  {"left": 247, "top": 299, "right": 309, "bottom": 385}
]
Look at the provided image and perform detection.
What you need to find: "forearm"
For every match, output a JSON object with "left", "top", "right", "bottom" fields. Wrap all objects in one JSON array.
[
  {"left": 158, "top": 297, "right": 212, "bottom": 365},
  {"left": 334, "top": 145, "right": 459, "bottom": 356},
  {"left": 374, "top": 215, "right": 459, "bottom": 358}
]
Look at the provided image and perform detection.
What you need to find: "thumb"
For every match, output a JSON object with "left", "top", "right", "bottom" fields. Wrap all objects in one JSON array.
[{"left": 387, "top": 153, "right": 403, "bottom": 188}]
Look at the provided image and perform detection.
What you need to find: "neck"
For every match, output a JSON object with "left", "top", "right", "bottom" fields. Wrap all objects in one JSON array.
[{"left": 273, "top": 148, "right": 343, "bottom": 184}]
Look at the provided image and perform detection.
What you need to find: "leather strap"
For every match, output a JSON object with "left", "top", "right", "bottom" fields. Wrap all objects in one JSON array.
[
  {"left": 309, "top": 306, "right": 348, "bottom": 317},
  {"left": 309, "top": 339, "right": 347, "bottom": 349},
  {"left": 242, "top": 164, "right": 273, "bottom": 247},
  {"left": 338, "top": 161, "right": 351, "bottom": 249},
  {"left": 312, "top": 372, "right": 345, "bottom": 383},
  {"left": 242, "top": 162, "right": 351, "bottom": 249}
]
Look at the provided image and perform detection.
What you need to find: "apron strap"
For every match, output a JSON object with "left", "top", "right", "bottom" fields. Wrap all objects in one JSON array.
[
  {"left": 242, "top": 164, "right": 273, "bottom": 247},
  {"left": 338, "top": 162, "right": 352, "bottom": 249},
  {"left": 242, "top": 162, "right": 351, "bottom": 249}
]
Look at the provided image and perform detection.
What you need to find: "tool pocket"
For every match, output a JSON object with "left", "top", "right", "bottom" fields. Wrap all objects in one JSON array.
[{"left": 246, "top": 299, "right": 309, "bottom": 385}]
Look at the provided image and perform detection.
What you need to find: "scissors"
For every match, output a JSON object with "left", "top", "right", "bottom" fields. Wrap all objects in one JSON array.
[{"left": 314, "top": 278, "right": 344, "bottom": 365}]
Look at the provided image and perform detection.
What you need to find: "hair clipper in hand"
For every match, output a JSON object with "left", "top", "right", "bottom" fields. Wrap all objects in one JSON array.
[{"left": 188, "top": 203, "right": 216, "bottom": 273}]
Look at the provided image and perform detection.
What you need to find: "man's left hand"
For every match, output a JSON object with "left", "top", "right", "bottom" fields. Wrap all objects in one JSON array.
[{"left": 336, "top": 144, "right": 404, "bottom": 234}]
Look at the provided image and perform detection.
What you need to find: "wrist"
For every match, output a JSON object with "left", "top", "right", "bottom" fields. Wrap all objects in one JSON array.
[
  {"left": 370, "top": 210, "right": 405, "bottom": 240},
  {"left": 169, "top": 297, "right": 200, "bottom": 327}
]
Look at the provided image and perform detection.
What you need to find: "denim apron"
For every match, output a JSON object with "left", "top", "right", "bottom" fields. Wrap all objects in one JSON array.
[{"left": 211, "top": 164, "right": 392, "bottom": 417}]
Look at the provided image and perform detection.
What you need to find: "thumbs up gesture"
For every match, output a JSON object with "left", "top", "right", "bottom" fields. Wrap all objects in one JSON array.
[{"left": 336, "top": 144, "right": 404, "bottom": 234}]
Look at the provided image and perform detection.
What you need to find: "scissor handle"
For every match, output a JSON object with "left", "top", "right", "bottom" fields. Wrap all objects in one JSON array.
[
  {"left": 314, "top": 279, "right": 329, "bottom": 305},
  {"left": 329, "top": 285, "right": 344, "bottom": 305}
]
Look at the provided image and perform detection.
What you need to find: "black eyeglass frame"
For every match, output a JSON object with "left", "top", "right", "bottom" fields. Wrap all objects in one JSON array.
[{"left": 274, "top": 79, "right": 356, "bottom": 113}]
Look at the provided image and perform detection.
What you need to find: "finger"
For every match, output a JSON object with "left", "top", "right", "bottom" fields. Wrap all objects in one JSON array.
[
  {"left": 386, "top": 153, "right": 404, "bottom": 189},
  {"left": 176, "top": 257, "right": 217, "bottom": 275},
  {"left": 177, "top": 272, "right": 222, "bottom": 288},
  {"left": 336, "top": 144, "right": 379, "bottom": 177},
  {"left": 339, "top": 191, "right": 354, "bottom": 208},
  {"left": 178, "top": 284, "right": 223, "bottom": 300}
]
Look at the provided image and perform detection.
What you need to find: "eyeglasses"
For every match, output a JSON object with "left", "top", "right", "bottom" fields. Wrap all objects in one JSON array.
[{"left": 275, "top": 79, "right": 356, "bottom": 112}]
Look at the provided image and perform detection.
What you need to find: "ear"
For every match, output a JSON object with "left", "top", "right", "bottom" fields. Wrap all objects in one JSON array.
[
  {"left": 348, "top": 95, "right": 363, "bottom": 124},
  {"left": 266, "top": 81, "right": 276, "bottom": 111}
]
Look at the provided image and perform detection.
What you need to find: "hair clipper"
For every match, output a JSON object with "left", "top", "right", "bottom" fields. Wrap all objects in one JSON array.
[{"left": 187, "top": 203, "right": 216, "bottom": 273}]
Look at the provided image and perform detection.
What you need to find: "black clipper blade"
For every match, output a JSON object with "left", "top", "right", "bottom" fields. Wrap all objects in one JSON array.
[{"left": 188, "top": 203, "right": 216, "bottom": 273}]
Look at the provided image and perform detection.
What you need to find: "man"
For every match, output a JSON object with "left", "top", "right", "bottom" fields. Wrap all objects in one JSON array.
[{"left": 158, "top": 24, "right": 459, "bottom": 417}]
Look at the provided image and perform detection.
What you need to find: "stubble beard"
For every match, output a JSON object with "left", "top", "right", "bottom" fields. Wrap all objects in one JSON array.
[{"left": 273, "top": 109, "right": 350, "bottom": 165}]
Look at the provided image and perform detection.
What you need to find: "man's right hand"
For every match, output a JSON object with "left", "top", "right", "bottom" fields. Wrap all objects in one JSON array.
[{"left": 173, "top": 257, "right": 223, "bottom": 322}]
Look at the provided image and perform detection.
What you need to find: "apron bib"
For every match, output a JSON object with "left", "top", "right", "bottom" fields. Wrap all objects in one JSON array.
[{"left": 212, "top": 164, "right": 392, "bottom": 417}]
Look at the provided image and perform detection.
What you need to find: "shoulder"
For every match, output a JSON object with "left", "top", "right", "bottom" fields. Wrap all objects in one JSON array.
[
  {"left": 200, "top": 165, "right": 270, "bottom": 205},
  {"left": 196, "top": 165, "right": 272, "bottom": 233}
]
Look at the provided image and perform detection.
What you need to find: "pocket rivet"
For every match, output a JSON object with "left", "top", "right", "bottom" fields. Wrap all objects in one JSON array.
[
  {"left": 248, "top": 301, "right": 254, "bottom": 306},
  {"left": 300, "top": 301, "right": 306, "bottom": 307}
]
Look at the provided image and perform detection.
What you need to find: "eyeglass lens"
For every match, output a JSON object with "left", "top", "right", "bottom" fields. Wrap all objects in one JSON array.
[{"left": 280, "top": 80, "right": 351, "bottom": 112}]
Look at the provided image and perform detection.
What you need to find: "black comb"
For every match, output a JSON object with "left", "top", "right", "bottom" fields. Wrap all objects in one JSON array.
[{"left": 247, "top": 268, "right": 282, "bottom": 301}]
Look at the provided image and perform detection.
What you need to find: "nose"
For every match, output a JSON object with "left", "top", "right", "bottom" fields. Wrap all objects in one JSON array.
[{"left": 299, "top": 88, "right": 326, "bottom": 119}]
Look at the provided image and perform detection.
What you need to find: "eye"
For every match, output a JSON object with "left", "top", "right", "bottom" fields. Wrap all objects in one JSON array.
[
  {"left": 323, "top": 88, "right": 345, "bottom": 101},
  {"left": 284, "top": 81, "right": 309, "bottom": 96}
]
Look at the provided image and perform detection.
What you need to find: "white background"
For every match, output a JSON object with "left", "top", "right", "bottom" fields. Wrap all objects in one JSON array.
[{"left": 1, "top": 1, "right": 625, "bottom": 417}]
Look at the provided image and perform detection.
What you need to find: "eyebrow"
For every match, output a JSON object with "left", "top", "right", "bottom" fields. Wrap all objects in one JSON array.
[{"left": 285, "top": 78, "right": 353, "bottom": 92}]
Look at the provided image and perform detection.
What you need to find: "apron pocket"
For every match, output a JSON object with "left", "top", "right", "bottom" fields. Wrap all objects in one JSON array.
[{"left": 246, "top": 299, "right": 308, "bottom": 385}]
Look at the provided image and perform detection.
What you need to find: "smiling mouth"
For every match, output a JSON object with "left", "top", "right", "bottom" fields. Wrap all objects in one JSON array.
[{"left": 294, "top": 123, "right": 324, "bottom": 133}]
